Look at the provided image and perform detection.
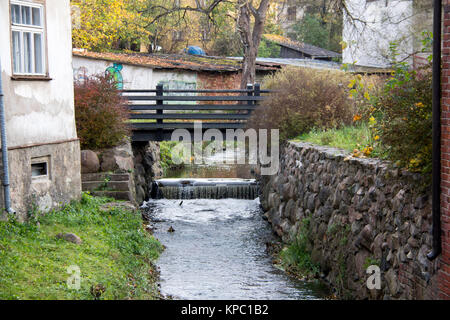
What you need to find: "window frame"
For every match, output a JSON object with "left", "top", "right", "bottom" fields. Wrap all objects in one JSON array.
[
  {"left": 31, "top": 155, "right": 51, "bottom": 182},
  {"left": 287, "top": 6, "right": 297, "bottom": 22},
  {"left": 9, "top": 0, "right": 48, "bottom": 78}
]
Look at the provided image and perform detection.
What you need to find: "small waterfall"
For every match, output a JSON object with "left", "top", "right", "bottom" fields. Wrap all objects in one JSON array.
[{"left": 154, "top": 178, "right": 259, "bottom": 200}]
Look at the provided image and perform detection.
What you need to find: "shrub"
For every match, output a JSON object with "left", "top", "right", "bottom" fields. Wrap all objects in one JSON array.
[
  {"left": 248, "top": 67, "right": 354, "bottom": 142},
  {"left": 74, "top": 75, "right": 130, "bottom": 150},
  {"left": 159, "top": 141, "right": 185, "bottom": 171},
  {"left": 373, "top": 63, "right": 432, "bottom": 173},
  {"left": 258, "top": 39, "right": 280, "bottom": 58}
]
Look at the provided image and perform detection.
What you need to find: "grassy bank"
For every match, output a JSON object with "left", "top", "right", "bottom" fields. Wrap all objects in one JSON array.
[
  {"left": 293, "top": 125, "right": 373, "bottom": 153},
  {"left": 0, "top": 193, "right": 163, "bottom": 300}
]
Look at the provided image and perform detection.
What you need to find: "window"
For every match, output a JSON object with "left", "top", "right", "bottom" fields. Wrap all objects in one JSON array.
[
  {"left": 10, "top": 1, "right": 46, "bottom": 75},
  {"left": 287, "top": 6, "right": 297, "bottom": 22},
  {"left": 31, "top": 162, "right": 47, "bottom": 177},
  {"left": 31, "top": 156, "right": 50, "bottom": 180}
]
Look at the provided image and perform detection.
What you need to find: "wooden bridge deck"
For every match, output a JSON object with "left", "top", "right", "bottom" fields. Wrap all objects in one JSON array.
[{"left": 123, "top": 84, "right": 268, "bottom": 141}]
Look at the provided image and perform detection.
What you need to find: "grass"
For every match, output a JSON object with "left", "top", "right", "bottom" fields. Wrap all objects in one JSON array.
[
  {"left": 0, "top": 193, "right": 163, "bottom": 300},
  {"left": 293, "top": 125, "right": 373, "bottom": 153},
  {"left": 278, "top": 216, "right": 319, "bottom": 279}
]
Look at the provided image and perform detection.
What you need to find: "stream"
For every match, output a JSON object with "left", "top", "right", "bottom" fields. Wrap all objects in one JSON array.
[{"left": 142, "top": 147, "right": 328, "bottom": 300}]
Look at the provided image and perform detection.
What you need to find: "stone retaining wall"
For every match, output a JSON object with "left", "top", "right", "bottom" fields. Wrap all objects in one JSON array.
[
  {"left": 80, "top": 140, "right": 162, "bottom": 205},
  {"left": 132, "top": 141, "right": 163, "bottom": 204},
  {"left": 259, "top": 141, "right": 440, "bottom": 299}
]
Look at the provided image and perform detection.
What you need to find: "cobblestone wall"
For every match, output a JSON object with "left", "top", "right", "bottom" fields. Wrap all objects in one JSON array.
[{"left": 259, "top": 142, "right": 439, "bottom": 299}]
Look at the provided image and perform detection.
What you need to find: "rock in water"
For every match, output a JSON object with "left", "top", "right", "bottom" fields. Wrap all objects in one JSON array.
[{"left": 168, "top": 226, "right": 175, "bottom": 233}]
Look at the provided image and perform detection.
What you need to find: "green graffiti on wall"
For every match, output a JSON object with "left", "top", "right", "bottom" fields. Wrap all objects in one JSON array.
[{"left": 105, "top": 63, "right": 124, "bottom": 90}]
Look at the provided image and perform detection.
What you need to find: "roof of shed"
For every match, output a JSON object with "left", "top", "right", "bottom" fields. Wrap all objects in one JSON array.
[
  {"left": 263, "top": 34, "right": 341, "bottom": 59},
  {"left": 72, "top": 49, "right": 281, "bottom": 72}
]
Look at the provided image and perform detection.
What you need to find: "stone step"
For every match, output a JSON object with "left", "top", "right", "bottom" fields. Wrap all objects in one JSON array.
[
  {"left": 82, "top": 181, "right": 130, "bottom": 192},
  {"left": 90, "top": 191, "right": 133, "bottom": 201},
  {"left": 81, "top": 173, "right": 130, "bottom": 182}
]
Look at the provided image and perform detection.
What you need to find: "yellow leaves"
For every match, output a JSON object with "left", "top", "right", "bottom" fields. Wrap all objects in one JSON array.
[
  {"left": 415, "top": 102, "right": 424, "bottom": 108},
  {"left": 340, "top": 41, "right": 348, "bottom": 50},
  {"left": 409, "top": 158, "right": 422, "bottom": 166},
  {"left": 348, "top": 79, "right": 356, "bottom": 89},
  {"left": 374, "top": 135, "right": 380, "bottom": 141},
  {"left": 369, "top": 116, "right": 376, "bottom": 125},
  {"left": 348, "top": 89, "right": 357, "bottom": 99},
  {"left": 363, "top": 146, "right": 373, "bottom": 156},
  {"left": 364, "top": 91, "right": 370, "bottom": 101},
  {"left": 352, "top": 145, "right": 373, "bottom": 158},
  {"left": 353, "top": 114, "right": 362, "bottom": 122},
  {"left": 72, "top": 0, "right": 147, "bottom": 51}
]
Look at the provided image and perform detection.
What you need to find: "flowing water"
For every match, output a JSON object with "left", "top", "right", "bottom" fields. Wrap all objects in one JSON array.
[{"left": 142, "top": 148, "right": 328, "bottom": 300}]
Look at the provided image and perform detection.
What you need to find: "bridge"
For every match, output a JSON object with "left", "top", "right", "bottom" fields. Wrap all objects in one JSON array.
[{"left": 123, "top": 84, "right": 269, "bottom": 141}]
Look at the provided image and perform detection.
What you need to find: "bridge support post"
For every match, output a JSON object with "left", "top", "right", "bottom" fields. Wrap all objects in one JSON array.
[
  {"left": 156, "top": 84, "right": 163, "bottom": 141},
  {"left": 247, "top": 83, "right": 253, "bottom": 115}
]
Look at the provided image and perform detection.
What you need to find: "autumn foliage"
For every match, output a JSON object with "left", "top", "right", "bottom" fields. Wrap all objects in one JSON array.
[
  {"left": 248, "top": 67, "right": 354, "bottom": 142},
  {"left": 74, "top": 75, "right": 130, "bottom": 150},
  {"left": 374, "top": 64, "right": 432, "bottom": 173}
]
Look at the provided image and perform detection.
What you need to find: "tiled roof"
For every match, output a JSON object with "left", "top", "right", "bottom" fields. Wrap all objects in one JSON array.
[
  {"left": 263, "top": 34, "right": 341, "bottom": 59},
  {"left": 252, "top": 57, "right": 392, "bottom": 74},
  {"left": 72, "top": 49, "right": 281, "bottom": 72}
]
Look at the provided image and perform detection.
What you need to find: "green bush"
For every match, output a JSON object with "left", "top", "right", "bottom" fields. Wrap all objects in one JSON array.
[
  {"left": 74, "top": 75, "right": 130, "bottom": 150},
  {"left": 248, "top": 66, "right": 354, "bottom": 142},
  {"left": 373, "top": 63, "right": 432, "bottom": 173},
  {"left": 258, "top": 39, "right": 280, "bottom": 58}
]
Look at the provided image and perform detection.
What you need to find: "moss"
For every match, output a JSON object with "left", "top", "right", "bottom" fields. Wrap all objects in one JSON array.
[
  {"left": 363, "top": 257, "right": 380, "bottom": 270},
  {"left": 0, "top": 193, "right": 163, "bottom": 300}
]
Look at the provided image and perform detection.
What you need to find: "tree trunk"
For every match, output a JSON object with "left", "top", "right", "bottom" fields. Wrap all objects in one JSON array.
[
  {"left": 237, "top": 0, "right": 270, "bottom": 89},
  {"left": 241, "top": 46, "right": 257, "bottom": 88}
]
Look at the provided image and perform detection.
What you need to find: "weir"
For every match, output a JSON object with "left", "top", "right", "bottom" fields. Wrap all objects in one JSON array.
[{"left": 153, "top": 178, "right": 259, "bottom": 200}]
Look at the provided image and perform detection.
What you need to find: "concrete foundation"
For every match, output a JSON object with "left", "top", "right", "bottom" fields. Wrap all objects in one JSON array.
[{"left": 1, "top": 139, "right": 82, "bottom": 221}]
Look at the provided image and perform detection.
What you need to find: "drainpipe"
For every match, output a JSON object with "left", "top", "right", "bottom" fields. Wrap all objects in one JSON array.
[
  {"left": 0, "top": 58, "right": 14, "bottom": 214},
  {"left": 428, "top": 0, "right": 442, "bottom": 260}
]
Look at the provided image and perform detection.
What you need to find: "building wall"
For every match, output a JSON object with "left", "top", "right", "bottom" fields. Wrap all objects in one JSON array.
[
  {"left": 280, "top": 47, "right": 307, "bottom": 59},
  {"left": 72, "top": 56, "right": 248, "bottom": 91},
  {"left": 440, "top": 0, "right": 450, "bottom": 300},
  {"left": 343, "top": 0, "right": 421, "bottom": 68},
  {"left": 273, "top": 0, "right": 305, "bottom": 33},
  {"left": 0, "top": 0, "right": 81, "bottom": 220},
  {"left": 5, "top": 140, "right": 81, "bottom": 219},
  {"left": 72, "top": 56, "right": 198, "bottom": 90},
  {"left": 197, "top": 71, "right": 241, "bottom": 90},
  {"left": 1, "top": 0, "right": 78, "bottom": 147}
]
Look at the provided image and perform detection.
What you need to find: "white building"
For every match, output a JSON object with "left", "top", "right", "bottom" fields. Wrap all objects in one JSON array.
[
  {"left": 343, "top": 0, "right": 433, "bottom": 68},
  {"left": 0, "top": 0, "right": 81, "bottom": 219}
]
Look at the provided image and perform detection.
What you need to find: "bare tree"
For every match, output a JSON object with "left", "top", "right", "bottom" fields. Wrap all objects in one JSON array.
[
  {"left": 140, "top": 0, "right": 270, "bottom": 88},
  {"left": 236, "top": 0, "right": 270, "bottom": 88}
]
